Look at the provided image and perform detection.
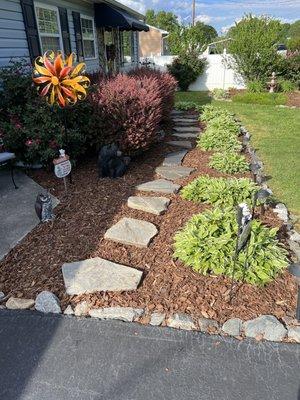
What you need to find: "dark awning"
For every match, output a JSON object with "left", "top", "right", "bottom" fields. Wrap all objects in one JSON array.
[{"left": 94, "top": 3, "right": 149, "bottom": 32}]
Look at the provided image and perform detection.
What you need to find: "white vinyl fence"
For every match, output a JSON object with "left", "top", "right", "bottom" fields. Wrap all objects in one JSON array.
[{"left": 142, "top": 53, "right": 246, "bottom": 91}]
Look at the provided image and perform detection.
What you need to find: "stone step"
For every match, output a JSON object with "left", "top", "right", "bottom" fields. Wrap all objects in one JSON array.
[
  {"left": 174, "top": 122, "right": 198, "bottom": 127},
  {"left": 172, "top": 132, "right": 199, "bottom": 139},
  {"left": 172, "top": 113, "right": 198, "bottom": 119},
  {"left": 62, "top": 257, "right": 143, "bottom": 295},
  {"left": 162, "top": 150, "right": 187, "bottom": 167},
  {"left": 173, "top": 118, "right": 198, "bottom": 123},
  {"left": 136, "top": 179, "right": 180, "bottom": 194},
  {"left": 104, "top": 217, "right": 158, "bottom": 248},
  {"left": 167, "top": 140, "right": 192, "bottom": 149},
  {"left": 174, "top": 126, "right": 200, "bottom": 133},
  {"left": 127, "top": 196, "right": 170, "bottom": 215},
  {"left": 156, "top": 165, "right": 194, "bottom": 181}
]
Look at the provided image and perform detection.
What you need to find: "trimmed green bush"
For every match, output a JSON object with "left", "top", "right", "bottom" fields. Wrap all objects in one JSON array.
[
  {"left": 197, "top": 128, "right": 242, "bottom": 152},
  {"left": 211, "top": 88, "right": 228, "bottom": 100},
  {"left": 232, "top": 92, "right": 287, "bottom": 105},
  {"left": 173, "top": 207, "right": 288, "bottom": 285},
  {"left": 206, "top": 115, "right": 240, "bottom": 135},
  {"left": 278, "top": 79, "right": 297, "bottom": 93},
  {"left": 181, "top": 175, "right": 256, "bottom": 207},
  {"left": 209, "top": 152, "right": 249, "bottom": 174}
]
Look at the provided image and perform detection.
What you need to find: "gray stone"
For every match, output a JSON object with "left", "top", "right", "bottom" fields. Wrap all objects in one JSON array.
[
  {"left": 289, "top": 230, "right": 300, "bottom": 243},
  {"left": 167, "top": 313, "right": 196, "bottom": 330},
  {"left": 0, "top": 292, "right": 5, "bottom": 301},
  {"left": 167, "top": 140, "right": 192, "bottom": 149},
  {"left": 288, "top": 326, "right": 300, "bottom": 343},
  {"left": 162, "top": 150, "right": 187, "bottom": 167},
  {"left": 104, "top": 217, "right": 158, "bottom": 248},
  {"left": 273, "top": 203, "right": 289, "bottom": 222},
  {"left": 5, "top": 297, "right": 35, "bottom": 310},
  {"left": 172, "top": 132, "right": 199, "bottom": 139},
  {"left": 156, "top": 165, "right": 194, "bottom": 181},
  {"left": 288, "top": 240, "right": 300, "bottom": 261},
  {"left": 127, "top": 196, "right": 170, "bottom": 215},
  {"left": 222, "top": 318, "right": 243, "bottom": 336},
  {"left": 62, "top": 257, "right": 143, "bottom": 295},
  {"left": 136, "top": 179, "right": 180, "bottom": 194},
  {"left": 0, "top": 305, "right": 5, "bottom": 310},
  {"left": 174, "top": 126, "right": 200, "bottom": 133},
  {"left": 150, "top": 312, "right": 165, "bottom": 326},
  {"left": 64, "top": 305, "right": 74, "bottom": 315},
  {"left": 89, "top": 307, "right": 144, "bottom": 322},
  {"left": 74, "top": 301, "right": 90, "bottom": 317},
  {"left": 244, "top": 315, "right": 287, "bottom": 342},
  {"left": 199, "top": 318, "right": 219, "bottom": 333},
  {"left": 35, "top": 291, "right": 61, "bottom": 314},
  {"left": 173, "top": 118, "right": 198, "bottom": 123}
]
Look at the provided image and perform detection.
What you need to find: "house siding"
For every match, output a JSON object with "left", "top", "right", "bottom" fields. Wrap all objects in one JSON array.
[
  {"left": 0, "top": 0, "right": 100, "bottom": 71},
  {"left": 0, "top": 0, "right": 30, "bottom": 67}
]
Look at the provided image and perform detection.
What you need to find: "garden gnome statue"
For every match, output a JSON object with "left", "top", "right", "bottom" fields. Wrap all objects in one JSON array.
[
  {"left": 35, "top": 192, "right": 54, "bottom": 222},
  {"left": 269, "top": 72, "right": 277, "bottom": 93}
]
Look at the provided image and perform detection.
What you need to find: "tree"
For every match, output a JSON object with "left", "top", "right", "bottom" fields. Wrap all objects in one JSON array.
[
  {"left": 145, "top": 9, "right": 179, "bottom": 33},
  {"left": 227, "top": 15, "right": 283, "bottom": 82}
]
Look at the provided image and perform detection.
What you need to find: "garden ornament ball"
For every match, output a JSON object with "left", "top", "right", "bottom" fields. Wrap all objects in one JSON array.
[{"left": 32, "top": 51, "right": 90, "bottom": 108}]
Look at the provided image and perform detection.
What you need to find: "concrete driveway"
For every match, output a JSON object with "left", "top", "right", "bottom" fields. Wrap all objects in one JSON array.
[{"left": 0, "top": 310, "right": 299, "bottom": 400}]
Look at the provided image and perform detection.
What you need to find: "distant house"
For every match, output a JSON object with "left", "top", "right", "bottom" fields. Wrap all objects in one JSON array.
[
  {"left": 139, "top": 24, "right": 169, "bottom": 58},
  {"left": 0, "top": 0, "right": 149, "bottom": 73}
]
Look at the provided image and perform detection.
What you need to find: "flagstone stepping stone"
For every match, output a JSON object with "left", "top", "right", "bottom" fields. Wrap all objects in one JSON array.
[
  {"left": 173, "top": 118, "right": 198, "bottom": 123},
  {"left": 62, "top": 257, "right": 143, "bottom": 295},
  {"left": 127, "top": 196, "right": 170, "bottom": 215},
  {"left": 174, "top": 126, "right": 200, "bottom": 133},
  {"left": 136, "top": 179, "right": 180, "bottom": 194},
  {"left": 104, "top": 217, "right": 158, "bottom": 248},
  {"left": 162, "top": 150, "right": 187, "bottom": 167},
  {"left": 172, "top": 132, "right": 199, "bottom": 139},
  {"left": 167, "top": 140, "right": 192, "bottom": 149},
  {"left": 156, "top": 165, "right": 194, "bottom": 181}
]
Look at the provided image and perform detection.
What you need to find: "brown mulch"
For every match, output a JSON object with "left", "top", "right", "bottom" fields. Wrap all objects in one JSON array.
[
  {"left": 287, "top": 91, "right": 300, "bottom": 108},
  {"left": 0, "top": 126, "right": 297, "bottom": 323}
]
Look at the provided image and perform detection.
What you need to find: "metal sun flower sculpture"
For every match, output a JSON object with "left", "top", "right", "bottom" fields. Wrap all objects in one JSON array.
[{"left": 32, "top": 51, "right": 90, "bottom": 108}]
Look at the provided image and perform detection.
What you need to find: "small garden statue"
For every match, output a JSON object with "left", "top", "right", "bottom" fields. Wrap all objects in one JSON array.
[
  {"left": 268, "top": 72, "right": 277, "bottom": 93},
  {"left": 35, "top": 192, "right": 54, "bottom": 222}
]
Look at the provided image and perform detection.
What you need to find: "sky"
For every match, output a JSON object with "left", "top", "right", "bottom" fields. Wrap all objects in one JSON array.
[{"left": 120, "top": 0, "right": 300, "bottom": 34}]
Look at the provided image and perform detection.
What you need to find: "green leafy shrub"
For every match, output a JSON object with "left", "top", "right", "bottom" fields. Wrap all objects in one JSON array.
[
  {"left": 278, "top": 79, "right": 297, "bottom": 93},
  {"left": 200, "top": 105, "right": 232, "bottom": 122},
  {"left": 209, "top": 152, "right": 249, "bottom": 174},
  {"left": 206, "top": 115, "right": 240, "bottom": 135},
  {"left": 174, "top": 101, "right": 199, "bottom": 111},
  {"left": 211, "top": 88, "right": 228, "bottom": 100},
  {"left": 247, "top": 80, "right": 265, "bottom": 92},
  {"left": 181, "top": 175, "right": 256, "bottom": 207},
  {"left": 197, "top": 127, "right": 242, "bottom": 152},
  {"left": 167, "top": 51, "right": 207, "bottom": 91},
  {"left": 232, "top": 92, "right": 287, "bottom": 105},
  {"left": 173, "top": 207, "right": 288, "bottom": 285}
]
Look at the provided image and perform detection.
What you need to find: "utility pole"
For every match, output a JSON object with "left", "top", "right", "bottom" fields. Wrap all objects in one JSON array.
[{"left": 192, "top": 0, "right": 195, "bottom": 26}]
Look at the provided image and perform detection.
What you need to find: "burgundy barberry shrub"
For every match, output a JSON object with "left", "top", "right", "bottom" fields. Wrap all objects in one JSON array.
[{"left": 90, "top": 73, "right": 163, "bottom": 153}]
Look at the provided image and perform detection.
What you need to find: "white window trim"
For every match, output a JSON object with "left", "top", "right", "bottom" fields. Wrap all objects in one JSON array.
[
  {"left": 34, "top": 2, "right": 64, "bottom": 55},
  {"left": 80, "top": 14, "right": 97, "bottom": 61}
]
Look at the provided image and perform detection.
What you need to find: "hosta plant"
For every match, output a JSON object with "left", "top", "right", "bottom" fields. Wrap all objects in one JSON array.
[
  {"left": 209, "top": 152, "right": 249, "bottom": 174},
  {"left": 181, "top": 175, "right": 257, "bottom": 207},
  {"left": 206, "top": 115, "right": 240, "bottom": 136},
  {"left": 174, "top": 101, "right": 200, "bottom": 111},
  {"left": 173, "top": 208, "right": 288, "bottom": 285},
  {"left": 197, "top": 127, "right": 242, "bottom": 152},
  {"left": 201, "top": 105, "right": 232, "bottom": 122}
]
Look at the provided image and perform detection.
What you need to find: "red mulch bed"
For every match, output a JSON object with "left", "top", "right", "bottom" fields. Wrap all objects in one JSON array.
[
  {"left": 287, "top": 91, "right": 300, "bottom": 108},
  {"left": 0, "top": 126, "right": 297, "bottom": 323}
]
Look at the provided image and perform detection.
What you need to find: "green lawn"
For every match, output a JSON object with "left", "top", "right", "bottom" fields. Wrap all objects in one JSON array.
[{"left": 175, "top": 91, "right": 300, "bottom": 223}]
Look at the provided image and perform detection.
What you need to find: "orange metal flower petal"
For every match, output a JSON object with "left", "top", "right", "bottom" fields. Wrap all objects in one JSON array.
[
  {"left": 33, "top": 76, "right": 52, "bottom": 84},
  {"left": 43, "top": 57, "right": 56, "bottom": 76},
  {"left": 71, "top": 63, "right": 86, "bottom": 77},
  {"left": 40, "top": 82, "right": 52, "bottom": 96},
  {"left": 59, "top": 66, "right": 72, "bottom": 79},
  {"left": 34, "top": 60, "right": 53, "bottom": 77},
  {"left": 66, "top": 53, "right": 75, "bottom": 67},
  {"left": 54, "top": 54, "right": 63, "bottom": 76},
  {"left": 56, "top": 87, "right": 66, "bottom": 108}
]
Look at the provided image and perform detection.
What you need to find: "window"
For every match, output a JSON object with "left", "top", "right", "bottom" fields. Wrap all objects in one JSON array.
[
  {"left": 35, "top": 3, "right": 63, "bottom": 53},
  {"left": 121, "top": 31, "right": 132, "bottom": 64},
  {"left": 81, "top": 16, "right": 96, "bottom": 59}
]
